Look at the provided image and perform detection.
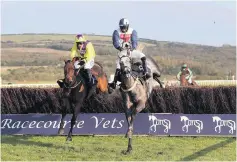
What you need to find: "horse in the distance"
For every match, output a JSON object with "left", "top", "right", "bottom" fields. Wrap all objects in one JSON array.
[
  {"left": 57, "top": 57, "right": 109, "bottom": 141},
  {"left": 116, "top": 48, "right": 163, "bottom": 154},
  {"left": 180, "top": 70, "right": 199, "bottom": 87}
]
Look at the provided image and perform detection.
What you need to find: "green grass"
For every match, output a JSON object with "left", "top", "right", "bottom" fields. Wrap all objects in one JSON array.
[{"left": 1, "top": 136, "right": 236, "bottom": 161}]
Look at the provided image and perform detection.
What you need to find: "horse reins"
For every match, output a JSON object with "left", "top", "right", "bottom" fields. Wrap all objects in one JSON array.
[
  {"left": 63, "top": 63, "right": 84, "bottom": 89},
  {"left": 63, "top": 80, "right": 82, "bottom": 89}
]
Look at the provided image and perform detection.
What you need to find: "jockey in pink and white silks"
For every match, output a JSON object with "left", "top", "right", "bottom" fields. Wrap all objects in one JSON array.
[{"left": 110, "top": 18, "right": 151, "bottom": 89}]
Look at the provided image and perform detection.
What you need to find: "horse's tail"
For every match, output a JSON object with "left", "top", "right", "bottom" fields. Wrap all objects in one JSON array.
[
  {"left": 97, "top": 75, "right": 108, "bottom": 93},
  {"left": 93, "top": 62, "right": 108, "bottom": 93},
  {"left": 153, "top": 74, "right": 164, "bottom": 88},
  {"left": 146, "top": 55, "right": 162, "bottom": 73},
  {"left": 199, "top": 121, "right": 203, "bottom": 130},
  {"left": 228, "top": 120, "right": 236, "bottom": 130},
  {"left": 165, "top": 120, "right": 171, "bottom": 129}
]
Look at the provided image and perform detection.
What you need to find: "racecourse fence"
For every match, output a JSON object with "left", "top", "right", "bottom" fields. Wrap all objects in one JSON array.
[
  {"left": 1, "top": 86, "right": 236, "bottom": 114},
  {"left": 1, "top": 81, "right": 236, "bottom": 137}
]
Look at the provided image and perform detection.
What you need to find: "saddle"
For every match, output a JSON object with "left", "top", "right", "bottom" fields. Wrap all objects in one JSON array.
[
  {"left": 80, "top": 69, "right": 98, "bottom": 85},
  {"left": 116, "top": 62, "right": 151, "bottom": 87}
]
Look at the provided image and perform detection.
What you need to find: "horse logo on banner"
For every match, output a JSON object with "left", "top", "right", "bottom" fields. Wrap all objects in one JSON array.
[
  {"left": 148, "top": 114, "right": 171, "bottom": 133},
  {"left": 212, "top": 116, "right": 236, "bottom": 134},
  {"left": 180, "top": 116, "right": 203, "bottom": 133}
]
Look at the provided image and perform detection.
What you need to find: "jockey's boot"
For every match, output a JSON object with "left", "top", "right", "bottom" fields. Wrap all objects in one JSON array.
[
  {"left": 141, "top": 57, "right": 151, "bottom": 80},
  {"left": 111, "top": 68, "right": 121, "bottom": 89}
]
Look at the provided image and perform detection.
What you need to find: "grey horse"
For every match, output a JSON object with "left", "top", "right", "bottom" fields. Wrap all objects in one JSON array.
[{"left": 117, "top": 49, "right": 163, "bottom": 154}]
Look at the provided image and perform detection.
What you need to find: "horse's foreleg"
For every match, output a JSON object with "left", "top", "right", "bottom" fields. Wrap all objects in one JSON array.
[
  {"left": 124, "top": 106, "right": 134, "bottom": 153},
  {"left": 219, "top": 126, "right": 221, "bottom": 133},
  {"left": 66, "top": 103, "right": 82, "bottom": 142},
  {"left": 124, "top": 109, "right": 131, "bottom": 138},
  {"left": 125, "top": 98, "right": 145, "bottom": 153},
  {"left": 122, "top": 93, "right": 131, "bottom": 138},
  {"left": 126, "top": 108, "right": 137, "bottom": 154},
  {"left": 135, "top": 100, "right": 146, "bottom": 113},
  {"left": 58, "top": 97, "right": 70, "bottom": 135}
]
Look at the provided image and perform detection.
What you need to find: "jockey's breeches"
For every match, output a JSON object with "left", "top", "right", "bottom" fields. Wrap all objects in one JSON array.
[{"left": 84, "top": 58, "right": 95, "bottom": 69}]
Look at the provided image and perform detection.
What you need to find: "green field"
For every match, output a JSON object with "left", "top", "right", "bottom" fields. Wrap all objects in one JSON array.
[
  {"left": 1, "top": 136, "right": 236, "bottom": 161},
  {"left": 1, "top": 34, "right": 111, "bottom": 42},
  {"left": 1, "top": 34, "right": 236, "bottom": 83}
]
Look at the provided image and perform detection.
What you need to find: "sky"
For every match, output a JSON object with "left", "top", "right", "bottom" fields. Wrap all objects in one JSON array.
[{"left": 1, "top": 0, "right": 236, "bottom": 46}]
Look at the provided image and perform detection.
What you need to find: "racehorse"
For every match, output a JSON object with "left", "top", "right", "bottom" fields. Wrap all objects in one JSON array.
[
  {"left": 57, "top": 57, "right": 109, "bottom": 141},
  {"left": 117, "top": 48, "right": 162, "bottom": 154},
  {"left": 180, "top": 70, "right": 198, "bottom": 87}
]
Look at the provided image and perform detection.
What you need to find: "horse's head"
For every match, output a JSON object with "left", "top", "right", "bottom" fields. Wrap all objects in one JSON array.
[
  {"left": 180, "top": 116, "right": 188, "bottom": 122},
  {"left": 212, "top": 116, "right": 221, "bottom": 122},
  {"left": 64, "top": 60, "right": 77, "bottom": 86},
  {"left": 118, "top": 50, "right": 132, "bottom": 78},
  {"left": 148, "top": 115, "right": 152, "bottom": 121},
  {"left": 148, "top": 114, "right": 156, "bottom": 121}
]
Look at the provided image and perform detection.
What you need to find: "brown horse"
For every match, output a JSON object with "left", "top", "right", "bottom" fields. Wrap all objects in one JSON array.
[
  {"left": 180, "top": 71, "right": 198, "bottom": 87},
  {"left": 57, "top": 58, "right": 109, "bottom": 141}
]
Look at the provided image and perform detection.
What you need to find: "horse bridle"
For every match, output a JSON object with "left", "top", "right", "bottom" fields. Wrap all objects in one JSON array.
[
  {"left": 119, "top": 54, "right": 140, "bottom": 92},
  {"left": 63, "top": 62, "right": 85, "bottom": 89}
]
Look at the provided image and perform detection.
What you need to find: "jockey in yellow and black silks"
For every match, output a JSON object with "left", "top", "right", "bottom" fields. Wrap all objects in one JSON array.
[{"left": 70, "top": 34, "right": 96, "bottom": 88}]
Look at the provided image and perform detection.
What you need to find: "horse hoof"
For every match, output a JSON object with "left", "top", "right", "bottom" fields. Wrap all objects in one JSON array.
[
  {"left": 126, "top": 149, "right": 132, "bottom": 154},
  {"left": 58, "top": 129, "right": 64, "bottom": 135},
  {"left": 66, "top": 137, "right": 72, "bottom": 142},
  {"left": 127, "top": 132, "right": 133, "bottom": 138},
  {"left": 125, "top": 133, "right": 128, "bottom": 138},
  {"left": 121, "top": 150, "right": 131, "bottom": 155}
]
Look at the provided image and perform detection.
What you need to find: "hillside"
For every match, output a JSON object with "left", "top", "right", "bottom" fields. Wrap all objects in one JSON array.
[{"left": 1, "top": 34, "right": 236, "bottom": 83}]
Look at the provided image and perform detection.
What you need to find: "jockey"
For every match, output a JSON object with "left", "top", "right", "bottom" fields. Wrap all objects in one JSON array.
[
  {"left": 111, "top": 18, "right": 150, "bottom": 89},
  {"left": 176, "top": 63, "right": 193, "bottom": 84},
  {"left": 70, "top": 34, "right": 96, "bottom": 88}
]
